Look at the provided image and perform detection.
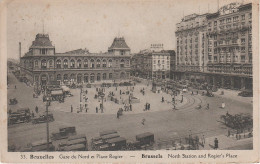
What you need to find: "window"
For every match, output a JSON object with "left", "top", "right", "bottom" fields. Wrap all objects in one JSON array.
[
  {"left": 97, "top": 73, "right": 101, "bottom": 81},
  {"left": 214, "top": 42, "right": 217, "bottom": 47},
  {"left": 241, "top": 47, "right": 245, "bottom": 52},
  {"left": 103, "top": 73, "right": 106, "bottom": 80},
  {"left": 77, "top": 59, "right": 82, "bottom": 68},
  {"left": 241, "top": 38, "right": 245, "bottom": 44},
  {"left": 57, "top": 74, "right": 61, "bottom": 81},
  {"left": 40, "top": 48, "right": 47, "bottom": 55},
  {"left": 214, "top": 21, "right": 217, "bottom": 26},
  {"left": 34, "top": 60, "right": 38, "bottom": 67},
  {"left": 102, "top": 59, "right": 107, "bottom": 67},
  {"left": 242, "top": 15, "right": 245, "bottom": 20},
  {"left": 56, "top": 60, "right": 61, "bottom": 68},
  {"left": 41, "top": 60, "right": 47, "bottom": 69},
  {"left": 214, "top": 56, "right": 217, "bottom": 62},
  {"left": 108, "top": 59, "right": 112, "bottom": 67},
  {"left": 91, "top": 59, "right": 95, "bottom": 68},
  {"left": 233, "top": 16, "right": 238, "bottom": 22},
  {"left": 226, "top": 18, "right": 231, "bottom": 23},
  {"left": 120, "top": 59, "right": 125, "bottom": 68},
  {"left": 208, "top": 22, "right": 211, "bottom": 27},
  {"left": 63, "top": 59, "right": 68, "bottom": 69},
  {"left": 70, "top": 59, "right": 75, "bottom": 68},
  {"left": 214, "top": 49, "right": 217, "bottom": 54},
  {"left": 96, "top": 59, "right": 101, "bottom": 68},
  {"left": 241, "top": 56, "right": 245, "bottom": 62},
  {"left": 241, "top": 32, "right": 245, "bottom": 36},
  {"left": 109, "top": 73, "right": 113, "bottom": 79},
  {"left": 84, "top": 60, "right": 88, "bottom": 68},
  {"left": 48, "top": 60, "right": 53, "bottom": 68}
]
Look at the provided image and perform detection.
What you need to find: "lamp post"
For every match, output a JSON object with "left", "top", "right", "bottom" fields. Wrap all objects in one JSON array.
[
  {"left": 100, "top": 92, "right": 105, "bottom": 113},
  {"left": 45, "top": 94, "right": 51, "bottom": 151}
]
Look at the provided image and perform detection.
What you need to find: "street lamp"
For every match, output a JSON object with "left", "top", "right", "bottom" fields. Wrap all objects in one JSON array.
[
  {"left": 100, "top": 92, "right": 105, "bottom": 113},
  {"left": 45, "top": 95, "right": 51, "bottom": 151}
]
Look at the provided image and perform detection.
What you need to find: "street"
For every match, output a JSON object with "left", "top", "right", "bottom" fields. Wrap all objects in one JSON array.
[{"left": 7, "top": 72, "right": 253, "bottom": 150}]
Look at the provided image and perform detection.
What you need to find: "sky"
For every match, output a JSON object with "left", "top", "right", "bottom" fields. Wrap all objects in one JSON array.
[{"left": 6, "top": 0, "right": 244, "bottom": 59}]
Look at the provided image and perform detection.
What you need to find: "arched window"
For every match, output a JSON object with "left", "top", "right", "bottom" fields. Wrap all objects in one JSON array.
[
  {"left": 63, "top": 59, "right": 68, "bottom": 69},
  {"left": 102, "top": 59, "right": 107, "bottom": 68},
  {"left": 49, "top": 60, "right": 53, "bottom": 68},
  {"left": 90, "top": 59, "right": 95, "bottom": 68},
  {"left": 70, "top": 59, "right": 75, "bottom": 68},
  {"left": 120, "top": 59, "right": 125, "bottom": 68},
  {"left": 96, "top": 59, "right": 101, "bottom": 68},
  {"left": 97, "top": 73, "right": 101, "bottom": 81},
  {"left": 77, "top": 59, "right": 82, "bottom": 68},
  {"left": 84, "top": 59, "right": 88, "bottom": 68},
  {"left": 90, "top": 73, "right": 95, "bottom": 82},
  {"left": 34, "top": 60, "right": 38, "bottom": 67},
  {"left": 63, "top": 74, "right": 68, "bottom": 81},
  {"left": 41, "top": 59, "right": 47, "bottom": 69},
  {"left": 108, "top": 59, "right": 112, "bottom": 67},
  {"left": 70, "top": 74, "right": 76, "bottom": 81},
  {"left": 103, "top": 73, "right": 106, "bottom": 80},
  {"left": 57, "top": 74, "right": 61, "bottom": 81},
  {"left": 109, "top": 73, "right": 113, "bottom": 79},
  {"left": 56, "top": 60, "right": 61, "bottom": 68}
]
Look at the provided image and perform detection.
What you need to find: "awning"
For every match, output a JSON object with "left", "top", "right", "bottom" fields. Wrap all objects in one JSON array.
[{"left": 51, "top": 90, "right": 63, "bottom": 95}]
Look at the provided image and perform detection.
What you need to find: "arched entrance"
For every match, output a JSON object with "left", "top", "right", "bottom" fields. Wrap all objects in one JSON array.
[
  {"left": 120, "top": 72, "right": 126, "bottom": 79},
  {"left": 90, "top": 73, "right": 95, "bottom": 83},
  {"left": 84, "top": 73, "right": 89, "bottom": 83},
  {"left": 41, "top": 74, "right": 48, "bottom": 86},
  {"left": 77, "top": 74, "right": 82, "bottom": 83}
]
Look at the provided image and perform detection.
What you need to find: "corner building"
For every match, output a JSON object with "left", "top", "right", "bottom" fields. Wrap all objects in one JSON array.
[
  {"left": 206, "top": 3, "right": 252, "bottom": 90},
  {"left": 175, "top": 2, "right": 252, "bottom": 90},
  {"left": 20, "top": 34, "right": 131, "bottom": 86}
]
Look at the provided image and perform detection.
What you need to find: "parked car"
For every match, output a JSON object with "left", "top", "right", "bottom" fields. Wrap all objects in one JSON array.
[
  {"left": 238, "top": 90, "right": 253, "bottom": 97},
  {"left": 32, "top": 113, "right": 54, "bottom": 124},
  {"left": 9, "top": 98, "right": 18, "bottom": 105},
  {"left": 51, "top": 126, "right": 76, "bottom": 140},
  {"left": 8, "top": 108, "right": 31, "bottom": 125}
]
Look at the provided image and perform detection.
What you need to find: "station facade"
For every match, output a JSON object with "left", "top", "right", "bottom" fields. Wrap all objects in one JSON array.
[{"left": 20, "top": 34, "right": 131, "bottom": 86}]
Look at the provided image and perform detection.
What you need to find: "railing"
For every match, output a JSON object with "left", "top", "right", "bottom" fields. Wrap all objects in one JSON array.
[{"left": 32, "top": 66, "right": 130, "bottom": 71}]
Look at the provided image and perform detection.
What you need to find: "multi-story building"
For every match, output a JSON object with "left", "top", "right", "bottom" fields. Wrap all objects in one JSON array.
[
  {"left": 206, "top": 3, "right": 252, "bottom": 90},
  {"left": 131, "top": 49, "right": 172, "bottom": 80},
  {"left": 175, "top": 2, "right": 252, "bottom": 90},
  {"left": 175, "top": 13, "right": 208, "bottom": 82},
  {"left": 20, "top": 34, "right": 131, "bottom": 86}
]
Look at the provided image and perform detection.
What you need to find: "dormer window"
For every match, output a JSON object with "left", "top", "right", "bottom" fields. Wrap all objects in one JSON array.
[{"left": 40, "top": 48, "right": 47, "bottom": 55}]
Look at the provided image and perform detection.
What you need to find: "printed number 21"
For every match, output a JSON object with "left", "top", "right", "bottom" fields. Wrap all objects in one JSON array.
[{"left": 21, "top": 155, "right": 26, "bottom": 159}]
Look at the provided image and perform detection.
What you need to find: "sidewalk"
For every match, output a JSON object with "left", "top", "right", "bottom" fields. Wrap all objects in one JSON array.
[{"left": 200, "top": 134, "right": 253, "bottom": 150}]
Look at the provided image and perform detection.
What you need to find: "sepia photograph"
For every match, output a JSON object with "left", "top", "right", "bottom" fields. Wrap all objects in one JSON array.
[{"left": 1, "top": 0, "right": 259, "bottom": 162}]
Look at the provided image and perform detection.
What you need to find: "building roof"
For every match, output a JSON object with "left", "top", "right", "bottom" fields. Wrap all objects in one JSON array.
[
  {"left": 30, "top": 34, "right": 54, "bottom": 48},
  {"left": 64, "top": 48, "right": 89, "bottom": 54},
  {"left": 108, "top": 37, "right": 130, "bottom": 50}
]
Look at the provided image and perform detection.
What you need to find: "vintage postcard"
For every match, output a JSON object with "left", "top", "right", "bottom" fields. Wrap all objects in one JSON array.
[{"left": 0, "top": 0, "right": 259, "bottom": 163}]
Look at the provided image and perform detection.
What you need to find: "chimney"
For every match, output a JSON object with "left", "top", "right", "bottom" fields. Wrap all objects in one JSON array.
[{"left": 19, "top": 42, "right": 21, "bottom": 59}]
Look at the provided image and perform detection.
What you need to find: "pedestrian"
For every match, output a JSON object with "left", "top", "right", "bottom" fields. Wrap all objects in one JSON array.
[
  {"left": 207, "top": 103, "right": 209, "bottom": 110},
  {"left": 214, "top": 138, "right": 218, "bottom": 149},
  {"left": 71, "top": 105, "right": 73, "bottom": 113},
  {"left": 222, "top": 102, "right": 225, "bottom": 109},
  {"left": 162, "top": 96, "right": 164, "bottom": 102},
  {"left": 148, "top": 103, "right": 150, "bottom": 110},
  {"left": 15, "top": 85, "right": 16, "bottom": 89},
  {"left": 96, "top": 107, "right": 98, "bottom": 113},
  {"left": 120, "top": 90, "right": 122, "bottom": 95},
  {"left": 35, "top": 106, "right": 38, "bottom": 113},
  {"left": 142, "top": 118, "right": 145, "bottom": 125},
  {"left": 202, "top": 135, "right": 205, "bottom": 145},
  {"left": 31, "top": 112, "right": 35, "bottom": 118},
  {"left": 117, "top": 112, "right": 119, "bottom": 119},
  {"left": 130, "top": 104, "right": 132, "bottom": 111}
]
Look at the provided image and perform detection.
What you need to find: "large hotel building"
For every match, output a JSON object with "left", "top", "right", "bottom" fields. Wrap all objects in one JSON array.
[
  {"left": 175, "top": 2, "right": 252, "bottom": 90},
  {"left": 20, "top": 34, "right": 131, "bottom": 86}
]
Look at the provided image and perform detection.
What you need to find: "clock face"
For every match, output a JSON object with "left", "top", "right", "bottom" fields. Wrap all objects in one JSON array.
[{"left": 219, "top": 3, "right": 240, "bottom": 15}]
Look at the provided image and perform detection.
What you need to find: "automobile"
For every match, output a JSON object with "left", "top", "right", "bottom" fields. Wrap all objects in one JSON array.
[
  {"left": 30, "top": 140, "right": 55, "bottom": 152},
  {"left": 106, "top": 137, "right": 127, "bottom": 150},
  {"left": 9, "top": 98, "right": 18, "bottom": 105},
  {"left": 238, "top": 91, "right": 253, "bottom": 97},
  {"left": 8, "top": 108, "right": 31, "bottom": 125},
  {"left": 32, "top": 113, "right": 54, "bottom": 124},
  {"left": 51, "top": 126, "right": 76, "bottom": 140},
  {"left": 136, "top": 132, "right": 154, "bottom": 146},
  {"left": 100, "top": 130, "right": 117, "bottom": 137},
  {"left": 206, "top": 90, "right": 214, "bottom": 97}
]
